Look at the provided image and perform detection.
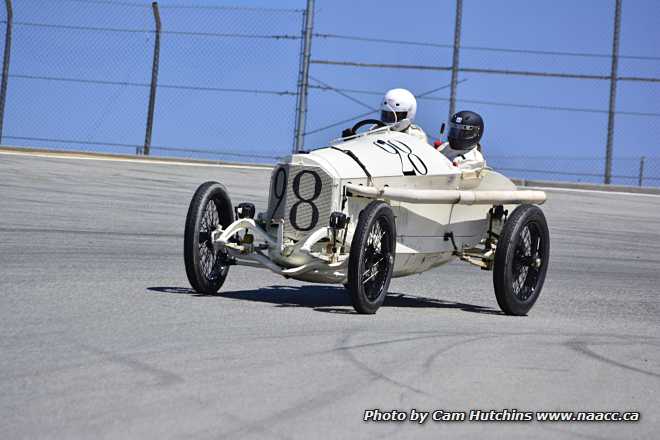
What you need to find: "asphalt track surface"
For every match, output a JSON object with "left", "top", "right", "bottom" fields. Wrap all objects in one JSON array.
[{"left": 1, "top": 152, "right": 659, "bottom": 439}]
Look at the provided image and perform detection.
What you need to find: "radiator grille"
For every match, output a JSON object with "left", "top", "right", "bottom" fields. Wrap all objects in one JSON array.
[{"left": 266, "top": 164, "right": 334, "bottom": 240}]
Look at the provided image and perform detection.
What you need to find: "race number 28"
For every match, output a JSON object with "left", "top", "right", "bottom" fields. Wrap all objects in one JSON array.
[
  {"left": 290, "top": 170, "right": 322, "bottom": 231},
  {"left": 374, "top": 139, "right": 428, "bottom": 176}
]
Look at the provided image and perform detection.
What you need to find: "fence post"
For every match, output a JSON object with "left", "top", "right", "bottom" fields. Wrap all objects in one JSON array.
[
  {"left": 448, "top": 0, "right": 463, "bottom": 120},
  {"left": 604, "top": 0, "right": 622, "bottom": 184},
  {"left": 293, "top": 0, "right": 315, "bottom": 153},
  {"left": 142, "top": 1, "right": 161, "bottom": 156},
  {"left": 638, "top": 156, "right": 645, "bottom": 187},
  {"left": 0, "top": 0, "right": 13, "bottom": 144}
]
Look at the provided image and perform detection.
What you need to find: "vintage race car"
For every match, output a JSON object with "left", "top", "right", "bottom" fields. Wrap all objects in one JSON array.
[{"left": 183, "top": 119, "right": 550, "bottom": 315}]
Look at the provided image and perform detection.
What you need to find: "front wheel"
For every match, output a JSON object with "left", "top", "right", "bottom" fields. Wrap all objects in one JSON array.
[
  {"left": 347, "top": 201, "right": 396, "bottom": 314},
  {"left": 493, "top": 204, "right": 550, "bottom": 315},
  {"left": 184, "top": 182, "right": 234, "bottom": 294}
]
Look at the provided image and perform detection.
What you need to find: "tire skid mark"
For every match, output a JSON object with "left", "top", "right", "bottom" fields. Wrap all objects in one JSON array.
[
  {"left": 565, "top": 339, "right": 660, "bottom": 379},
  {"left": 312, "top": 333, "right": 470, "bottom": 355},
  {"left": 308, "top": 330, "right": 659, "bottom": 362},
  {"left": 78, "top": 343, "right": 184, "bottom": 387},
  {"left": 422, "top": 335, "right": 498, "bottom": 374},
  {"left": 216, "top": 329, "right": 442, "bottom": 439},
  {"left": 215, "top": 329, "right": 384, "bottom": 439},
  {"left": 335, "top": 332, "right": 431, "bottom": 397}
]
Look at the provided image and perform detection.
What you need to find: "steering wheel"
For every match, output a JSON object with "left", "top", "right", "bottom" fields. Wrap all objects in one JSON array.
[
  {"left": 352, "top": 119, "right": 387, "bottom": 133},
  {"left": 343, "top": 119, "right": 387, "bottom": 138}
]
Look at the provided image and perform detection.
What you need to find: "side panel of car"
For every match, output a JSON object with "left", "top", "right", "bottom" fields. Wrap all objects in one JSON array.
[
  {"left": 448, "top": 169, "right": 517, "bottom": 248},
  {"left": 341, "top": 173, "right": 459, "bottom": 277}
]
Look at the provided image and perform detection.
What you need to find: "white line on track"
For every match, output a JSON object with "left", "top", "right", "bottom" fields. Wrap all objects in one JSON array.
[{"left": 0, "top": 149, "right": 272, "bottom": 170}]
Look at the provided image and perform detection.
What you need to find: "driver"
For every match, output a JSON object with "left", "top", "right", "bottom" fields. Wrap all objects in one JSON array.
[
  {"left": 380, "top": 88, "right": 429, "bottom": 143},
  {"left": 436, "top": 110, "right": 486, "bottom": 171}
]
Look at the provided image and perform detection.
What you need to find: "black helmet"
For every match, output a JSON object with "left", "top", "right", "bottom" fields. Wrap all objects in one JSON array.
[{"left": 447, "top": 110, "right": 484, "bottom": 150}]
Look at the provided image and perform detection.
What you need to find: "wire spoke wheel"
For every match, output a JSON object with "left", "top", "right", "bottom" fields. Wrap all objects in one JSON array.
[
  {"left": 494, "top": 204, "right": 549, "bottom": 316},
  {"left": 361, "top": 218, "right": 392, "bottom": 301},
  {"left": 184, "top": 182, "right": 234, "bottom": 294},
  {"left": 197, "top": 200, "right": 228, "bottom": 282},
  {"left": 511, "top": 224, "right": 544, "bottom": 301},
  {"left": 348, "top": 201, "right": 396, "bottom": 314}
]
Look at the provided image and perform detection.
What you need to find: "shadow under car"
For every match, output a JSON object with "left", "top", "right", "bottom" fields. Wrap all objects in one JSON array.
[{"left": 147, "top": 285, "right": 502, "bottom": 315}]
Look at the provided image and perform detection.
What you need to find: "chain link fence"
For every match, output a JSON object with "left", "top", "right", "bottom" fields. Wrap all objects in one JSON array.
[
  {"left": 0, "top": 0, "right": 658, "bottom": 186},
  {"left": 305, "top": 0, "right": 660, "bottom": 187},
  {"left": 5, "top": 1, "right": 152, "bottom": 155},
  {"left": 1, "top": 0, "right": 303, "bottom": 162},
  {"left": 487, "top": 156, "right": 658, "bottom": 186}
]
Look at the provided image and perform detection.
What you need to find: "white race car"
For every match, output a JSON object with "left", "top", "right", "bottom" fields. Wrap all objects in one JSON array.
[{"left": 183, "top": 119, "right": 549, "bottom": 315}]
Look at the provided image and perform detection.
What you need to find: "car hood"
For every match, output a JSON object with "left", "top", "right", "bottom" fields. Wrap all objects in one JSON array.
[{"left": 299, "top": 130, "right": 460, "bottom": 180}]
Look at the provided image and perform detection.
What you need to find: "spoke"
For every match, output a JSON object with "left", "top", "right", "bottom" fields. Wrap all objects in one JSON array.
[
  {"left": 512, "top": 223, "right": 535, "bottom": 299},
  {"left": 511, "top": 221, "right": 546, "bottom": 301},
  {"left": 362, "top": 217, "right": 391, "bottom": 300},
  {"left": 197, "top": 199, "right": 227, "bottom": 281},
  {"left": 521, "top": 226, "right": 531, "bottom": 255},
  {"left": 363, "top": 272, "right": 377, "bottom": 284},
  {"left": 362, "top": 257, "right": 384, "bottom": 284}
]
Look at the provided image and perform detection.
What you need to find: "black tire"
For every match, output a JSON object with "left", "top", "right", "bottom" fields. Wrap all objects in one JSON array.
[
  {"left": 347, "top": 201, "right": 396, "bottom": 314},
  {"left": 184, "top": 182, "right": 234, "bottom": 294},
  {"left": 493, "top": 204, "right": 550, "bottom": 316}
]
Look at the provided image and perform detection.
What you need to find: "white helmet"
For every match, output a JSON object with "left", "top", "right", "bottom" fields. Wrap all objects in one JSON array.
[{"left": 381, "top": 88, "right": 417, "bottom": 124}]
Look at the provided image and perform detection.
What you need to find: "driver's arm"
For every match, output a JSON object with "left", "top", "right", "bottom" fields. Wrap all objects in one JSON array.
[{"left": 407, "top": 125, "right": 429, "bottom": 144}]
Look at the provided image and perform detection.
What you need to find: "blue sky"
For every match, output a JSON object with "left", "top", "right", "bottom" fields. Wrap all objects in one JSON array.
[{"left": 3, "top": 0, "right": 659, "bottom": 183}]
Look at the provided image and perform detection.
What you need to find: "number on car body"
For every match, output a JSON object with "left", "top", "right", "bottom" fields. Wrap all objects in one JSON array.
[
  {"left": 289, "top": 170, "right": 322, "bottom": 231},
  {"left": 374, "top": 139, "right": 428, "bottom": 176},
  {"left": 270, "top": 167, "right": 287, "bottom": 218}
]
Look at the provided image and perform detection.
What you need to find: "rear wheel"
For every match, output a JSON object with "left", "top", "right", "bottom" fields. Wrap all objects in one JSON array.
[
  {"left": 493, "top": 204, "right": 549, "bottom": 315},
  {"left": 184, "top": 182, "right": 234, "bottom": 294},
  {"left": 347, "top": 201, "right": 396, "bottom": 314}
]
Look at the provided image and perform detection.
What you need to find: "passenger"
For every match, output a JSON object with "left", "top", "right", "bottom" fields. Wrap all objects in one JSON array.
[{"left": 436, "top": 110, "right": 486, "bottom": 171}]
